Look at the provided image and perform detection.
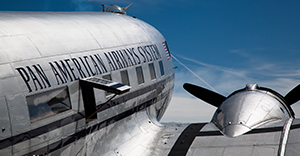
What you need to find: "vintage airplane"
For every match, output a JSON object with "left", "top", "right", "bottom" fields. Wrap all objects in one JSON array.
[{"left": 1, "top": 4, "right": 300, "bottom": 156}]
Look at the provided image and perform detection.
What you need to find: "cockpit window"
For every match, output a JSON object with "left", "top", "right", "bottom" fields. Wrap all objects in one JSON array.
[{"left": 26, "top": 87, "right": 71, "bottom": 123}]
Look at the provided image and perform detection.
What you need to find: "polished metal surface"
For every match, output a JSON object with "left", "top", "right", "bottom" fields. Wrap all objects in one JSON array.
[
  {"left": 1, "top": 11, "right": 300, "bottom": 156},
  {"left": 0, "top": 11, "right": 175, "bottom": 155},
  {"left": 212, "top": 84, "right": 292, "bottom": 137},
  {"left": 104, "top": 5, "right": 126, "bottom": 14}
]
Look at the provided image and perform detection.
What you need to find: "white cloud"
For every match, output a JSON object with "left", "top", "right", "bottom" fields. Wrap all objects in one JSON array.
[
  {"left": 160, "top": 96, "right": 216, "bottom": 123},
  {"left": 162, "top": 55, "right": 300, "bottom": 123}
]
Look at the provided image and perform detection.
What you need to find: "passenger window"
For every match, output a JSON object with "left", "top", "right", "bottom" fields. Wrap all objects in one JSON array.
[
  {"left": 26, "top": 87, "right": 71, "bottom": 123},
  {"left": 121, "top": 70, "right": 130, "bottom": 86},
  {"left": 102, "top": 74, "right": 112, "bottom": 81},
  {"left": 159, "top": 61, "right": 165, "bottom": 76},
  {"left": 102, "top": 74, "right": 112, "bottom": 96},
  {"left": 136, "top": 66, "right": 145, "bottom": 85},
  {"left": 148, "top": 63, "right": 156, "bottom": 80}
]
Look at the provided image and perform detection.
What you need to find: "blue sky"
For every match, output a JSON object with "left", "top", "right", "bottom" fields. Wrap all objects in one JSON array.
[{"left": 2, "top": 0, "right": 300, "bottom": 122}]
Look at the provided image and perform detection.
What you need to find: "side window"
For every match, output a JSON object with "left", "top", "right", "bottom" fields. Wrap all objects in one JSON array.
[
  {"left": 26, "top": 87, "right": 71, "bottom": 123},
  {"left": 148, "top": 63, "right": 156, "bottom": 80},
  {"left": 121, "top": 70, "right": 130, "bottom": 86},
  {"left": 103, "top": 74, "right": 112, "bottom": 96},
  {"left": 159, "top": 61, "right": 165, "bottom": 76},
  {"left": 102, "top": 74, "right": 112, "bottom": 81},
  {"left": 136, "top": 66, "right": 145, "bottom": 85}
]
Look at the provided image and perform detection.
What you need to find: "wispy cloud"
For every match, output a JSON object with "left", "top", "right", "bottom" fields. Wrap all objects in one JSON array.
[
  {"left": 162, "top": 55, "right": 300, "bottom": 123},
  {"left": 160, "top": 96, "right": 216, "bottom": 123},
  {"left": 229, "top": 49, "right": 249, "bottom": 57},
  {"left": 173, "top": 54, "right": 251, "bottom": 84},
  {"left": 72, "top": 0, "right": 95, "bottom": 11}
]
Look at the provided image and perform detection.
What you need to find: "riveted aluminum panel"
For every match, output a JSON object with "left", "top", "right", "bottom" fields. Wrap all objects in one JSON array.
[
  {"left": 285, "top": 119, "right": 300, "bottom": 155},
  {"left": 9, "top": 105, "right": 30, "bottom": 135},
  {"left": 0, "top": 96, "right": 11, "bottom": 140},
  {"left": 0, "top": 11, "right": 174, "bottom": 155}
]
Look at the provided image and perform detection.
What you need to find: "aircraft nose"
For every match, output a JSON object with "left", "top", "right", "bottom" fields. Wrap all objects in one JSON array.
[{"left": 223, "top": 124, "right": 250, "bottom": 137}]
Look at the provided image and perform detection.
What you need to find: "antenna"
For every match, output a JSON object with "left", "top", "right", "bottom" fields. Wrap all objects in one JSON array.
[
  {"left": 101, "top": 4, "right": 104, "bottom": 12},
  {"left": 123, "top": 3, "right": 133, "bottom": 11}
]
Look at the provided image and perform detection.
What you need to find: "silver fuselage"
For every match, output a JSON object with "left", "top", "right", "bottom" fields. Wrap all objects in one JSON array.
[{"left": 0, "top": 12, "right": 174, "bottom": 155}]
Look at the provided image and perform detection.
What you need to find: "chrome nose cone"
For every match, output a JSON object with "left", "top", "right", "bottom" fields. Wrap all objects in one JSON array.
[{"left": 223, "top": 124, "right": 250, "bottom": 137}]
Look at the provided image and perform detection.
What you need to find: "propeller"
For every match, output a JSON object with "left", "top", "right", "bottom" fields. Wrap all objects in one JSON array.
[
  {"left": 285, "top": 84, "right": 300, "bottom": 106},
  {"left": 183, "top": 83, "right": 226, "bottom": 107}
]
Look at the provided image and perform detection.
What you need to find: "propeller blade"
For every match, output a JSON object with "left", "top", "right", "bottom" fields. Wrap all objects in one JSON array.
[
  {"left": 183, "top": 83, "right": 226, "bottom": 107},
  {"left": 285, "top": 84, "right": 300, "bottom": 105}
]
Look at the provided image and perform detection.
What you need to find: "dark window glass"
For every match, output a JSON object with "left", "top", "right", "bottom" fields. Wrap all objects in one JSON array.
[
  {"left": 136, "top": 66, "right": 145, "bottom": 85},
  {"left": 121, "top": 70, "right": 130, "bottom": 85},
  {"left": 102, "top": 74, "right": 112, "bottom": 81},
  {"left": 26, "top": 87, "right": 71, "bottom": 123},
  {"left": 159, "top": 61, "right": 165, "bottom": 76},
  {"left": 148, "top": 63, "right": 156, "bottom": 80}
]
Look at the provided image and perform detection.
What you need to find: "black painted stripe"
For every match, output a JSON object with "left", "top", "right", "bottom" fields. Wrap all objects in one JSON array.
[
  {"left": 168, "top": 123, "right": 206, "bottom": 156},
  {"left": 290, "top": 120, "right": 300, "bottom": 130},
  {"left": 0, "top": 74, "right": 174, "bottom": 151},
  {"left": 168, "top": 123, "right": 292, "bottom": 156},
  {"left": 25, "top": 96, "right": 163, "bottom": 155},
  {"left": 246, "top": 126, "right": 283, "bottom": 134}
]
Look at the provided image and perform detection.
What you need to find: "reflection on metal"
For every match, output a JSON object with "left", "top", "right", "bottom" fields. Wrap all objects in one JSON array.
[
  {"left": 0, "top": 11, "right": 177, "bottom": 156},
  {"left": 211, "top": 84, "right": 293, "bottom": 137},
  {"left": 102, "top": 4, "right": 132, "bottom": 15},
  {"left": 80, "top": 77, "right": 130, "bottom": 95},
  {"left": 278, "top": 118, "right": 293, "bottom": 156},
  {"left": 80, "top": 77, "right": 131, "bottom": 122},
  {"left": 26, "top": 87, "right": 71, "bottom": 123},
  {"left": 86, "top": 94, "right": 117, "bottom": 122}
]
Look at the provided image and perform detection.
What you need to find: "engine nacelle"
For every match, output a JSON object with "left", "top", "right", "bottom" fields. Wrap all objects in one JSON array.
[
  {"left": 211, "top": 84, "right": 293, "bottom": 137},
  {"left": 184, "top": 82, "right": 299, "bottom": 138}
]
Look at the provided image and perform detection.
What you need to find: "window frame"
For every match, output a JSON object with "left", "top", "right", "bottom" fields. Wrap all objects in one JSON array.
[
  {"left": 159, "top": 61, "right": 165, "bottom": 76},
  {"left": 135, "top": 66, "right": 145, "bottom": 85},
  {"left": 26, "top": 86, "right": 71, "bottom": 123},
  {"left": 148, "top": 63, "right": 156, "bottom": 80},
  {"left": 120, "top": 70, "right": 130, "bottom": 86}
]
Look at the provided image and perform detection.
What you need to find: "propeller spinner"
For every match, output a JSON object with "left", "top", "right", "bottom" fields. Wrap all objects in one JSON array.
[{"left": 184, "top": 83, "right": 300, "bottom": 137}]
